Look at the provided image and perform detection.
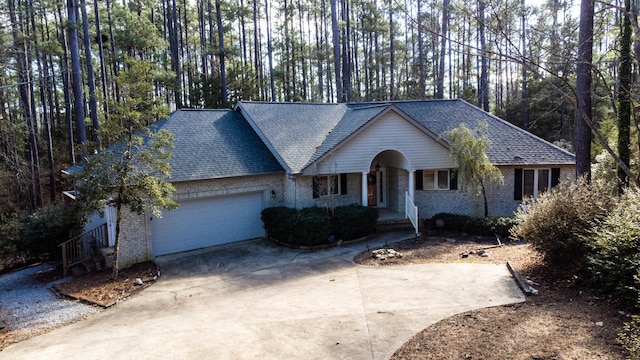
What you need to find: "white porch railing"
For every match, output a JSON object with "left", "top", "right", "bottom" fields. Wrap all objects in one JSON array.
[{"left": 405, "top": 191, "right": 419, "bottom": 236}]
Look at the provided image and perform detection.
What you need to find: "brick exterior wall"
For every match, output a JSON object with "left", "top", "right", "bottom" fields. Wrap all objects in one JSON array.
[
  {"left": 118, "top": 165, "right": 575, "bottom": 266},
  {"left": 118, "top": 173, "right": 284, "bottom": 267},
  {"left": 290, "top": 173, "right": 361, "bottom": 209},
  {"left": 414, "top": 165, "right": 576, "bottom": 219}
]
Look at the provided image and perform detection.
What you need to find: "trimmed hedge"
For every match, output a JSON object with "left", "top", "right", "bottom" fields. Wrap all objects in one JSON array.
[
  {"left": 427, "top": 212, "right": 517, "bottom": 238},
  {"left": 261, "top": 205, "right": 378, "bottom": 247}
]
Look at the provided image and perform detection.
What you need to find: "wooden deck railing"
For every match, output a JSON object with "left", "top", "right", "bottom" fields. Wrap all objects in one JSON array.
[{"left": 59, "top": 223, "right": 109, "bottom": 277}]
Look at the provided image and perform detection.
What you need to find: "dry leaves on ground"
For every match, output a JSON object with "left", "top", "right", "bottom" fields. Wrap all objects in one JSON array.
[
  {"left": 353, "top": 233, "right": 627, "bottom": 359},
  {"left": 52, "top": 262, "right": 159, "bottom": 308}
]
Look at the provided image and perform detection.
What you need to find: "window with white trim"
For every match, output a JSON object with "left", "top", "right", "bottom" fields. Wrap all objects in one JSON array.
[
  {"left": 522, "top": 168, "right": 551, "bottom": 199},
  {"left": 313, "top": 174, "right": 347, "bottom": 198},
  {"left": 415, "top": 169, "right": 458, "bottom": 191},
  {"left": 423, "top": 170, "right": 450, "bottom": 190}
]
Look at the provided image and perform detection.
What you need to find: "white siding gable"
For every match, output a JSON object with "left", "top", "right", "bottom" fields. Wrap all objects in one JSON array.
[{"left": 312, "top": 111, "right": 455, "bottom": 174}]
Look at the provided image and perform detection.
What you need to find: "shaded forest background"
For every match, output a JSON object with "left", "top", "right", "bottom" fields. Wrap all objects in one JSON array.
[{"left": 0, "top": 0, "right": 635, "bottom": 218}]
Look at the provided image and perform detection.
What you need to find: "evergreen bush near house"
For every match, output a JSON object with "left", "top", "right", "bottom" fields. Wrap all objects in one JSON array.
[
  {"left": 333, "top": 205, "right": 378, "bottom": 241},
  {"left": 586, "top": 188, "right": 640, "bottom": 310},
  {"left": 19, "top": 204, "right": 80, "bottom": 259},
  {"left": 261, "top": 205, "right": 378, "bottom": 247},
  {"left": 295, "top": 207, "right": 332, "bottom": 246},
  {"left": 261, "top": 207, "right": 297, "bottom": 242},
  {"left": 0, "top": 205, "right": 82, "bottom": 272},
  {"left": 427, "top": 213, "right": 517, "bottom": 238},
  {"left": 510, "top": 176, "right": 615, "bottom": 271}
]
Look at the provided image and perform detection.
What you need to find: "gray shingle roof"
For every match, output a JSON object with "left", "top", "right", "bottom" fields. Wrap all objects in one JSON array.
[
  {"left": 236, "top": 102, "right": 347, "bottom": 173},
  {"left": 159, "top": 109, "right": 283, "bottom": 182},
  {"left": 237, "top": 100, "right": 575, "bottom": 174},
  {"left": 393, "top": 100, "right": 576, "bottom": 166}
]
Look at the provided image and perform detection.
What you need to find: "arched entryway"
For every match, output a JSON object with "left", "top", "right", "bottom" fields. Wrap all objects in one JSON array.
[{"left": 361, "top": 150, "right": 413, "bottom": 213}]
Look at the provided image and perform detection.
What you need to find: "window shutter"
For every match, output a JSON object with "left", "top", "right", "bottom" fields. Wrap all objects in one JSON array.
[
  {"left": 551, "top": 168, "right": 560, "bottom": 188},
  {"left": 449, "top": 169, "right": 458, "bottom": 190},
  {"left": 340, "top": 173, "right": 347, "bottom": 194},
  {"left": 415, "top": 170, "right": 423, "bottom": 190},
  {"left": 514, "top": 168, "right": 523, "bottom": 201},
  {"left": 312, "top": 177, "right": 319, "bottom": 198}
]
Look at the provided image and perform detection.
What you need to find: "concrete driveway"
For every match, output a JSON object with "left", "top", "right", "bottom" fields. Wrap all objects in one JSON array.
[{"left": 1, "top": 232, "right": 525, "bottom": 360}]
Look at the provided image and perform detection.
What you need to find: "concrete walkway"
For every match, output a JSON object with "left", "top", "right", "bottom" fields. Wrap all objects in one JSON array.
[{"left": 1, "top": 233, "right": 525, "bottom": 359}]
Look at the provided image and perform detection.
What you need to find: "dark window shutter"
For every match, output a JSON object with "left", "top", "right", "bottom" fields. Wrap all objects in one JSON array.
[
  {"left": 551, "top": 168, "right": 560, "bottom": 188},
  {"left": 514, "top": 168, "right": 523, "bottom": 201},
  {"left": 415, "top": 170, "right": 423, "bottom": 190},
  {"left": 449, "top": 169, "right": 458, "bottom": 190},
  {"left": 312, "top": 177, "right": 319, "bottom": 198},
  {"left": 340, "top": 173, "right": 347, "bottom": 194}
]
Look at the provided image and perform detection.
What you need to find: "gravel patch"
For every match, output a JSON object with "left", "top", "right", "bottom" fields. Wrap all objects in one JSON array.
[{"left": 0, "top": 263, "right": 99, "bottom": 333}]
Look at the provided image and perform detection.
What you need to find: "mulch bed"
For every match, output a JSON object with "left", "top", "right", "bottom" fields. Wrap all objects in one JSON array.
[{"left": 49, "top": 261, "right": 159, "bottom": 308}]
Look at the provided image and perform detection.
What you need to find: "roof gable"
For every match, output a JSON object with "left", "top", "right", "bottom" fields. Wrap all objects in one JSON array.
[{"left": 306, "top": 104, "right": 447, "bottom": 169}]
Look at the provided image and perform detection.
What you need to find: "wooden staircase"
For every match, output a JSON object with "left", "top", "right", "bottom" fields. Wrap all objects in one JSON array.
[{"left": 60, "top": 223, "right": 109, "bottom": 277}]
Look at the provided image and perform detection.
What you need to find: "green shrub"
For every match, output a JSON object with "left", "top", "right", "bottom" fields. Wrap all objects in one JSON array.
[
  {"left": 587, "top": 188, "right": 640, "bottom": 310},
  {"left": 333, "top": 205, "right": 378, "bottom": 240},
  {"left": 262, "top": 205, "right": 378, "bottom": 247},
  {"left": 510, "top": 176, "right": 615, "bottom": 271},
  {"left": 429, "top": 213, "right": 472, "bottom": 231},
  {"left": 19, "top": 204, "right": 78, "bottom": 259},
  {"left": 0, "top": 205, "right": 81, "bottom": 272},
  {"left": 0, "top": 213, "right": 21, "bottom": 255},
  {"left": 428, "top": 213, "right": 517, "bottom": 237},
  {"left": 293, "top": 207, "right": 332, "bottom": 246},
  {"left": 261, "top": 207, "right": 297, "bottom": 242},
  {"left": 483, "top": 217, "right": 520, "bottom": 238},
  {"left": 618, "top": 315, "right": 640, "bottom": 358}
]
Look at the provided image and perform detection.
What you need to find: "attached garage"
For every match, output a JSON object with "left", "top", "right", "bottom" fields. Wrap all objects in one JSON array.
[{"left": 151, "top": 192, "right": 266, "bottom": 256}]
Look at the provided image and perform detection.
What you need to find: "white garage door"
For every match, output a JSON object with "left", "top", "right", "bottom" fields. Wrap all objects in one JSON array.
[{"left": 152, "top": 192, "right": 265, "bottom": 256}]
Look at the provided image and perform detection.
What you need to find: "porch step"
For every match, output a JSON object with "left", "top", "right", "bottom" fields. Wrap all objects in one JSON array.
[
  {"left": 376, "top": 219, "right": 415, "bottom": 232},
  {"left": 72, "top": 254, "right": 106, "bottom": 277}
]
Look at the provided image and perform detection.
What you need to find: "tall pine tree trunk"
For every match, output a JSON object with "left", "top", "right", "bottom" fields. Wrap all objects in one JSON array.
[
  {"left": 521, "top": 0, "right": 529, "bottom": 128},
  {"left": 417, "top": 0, "right": 425, "bottom": 99},
  {"left": 478, "top": 0, "right": 489, "bottom": 111},
  {"left": 618, "top": 0, "right": 631, "bottom": 191},
  {"left": 575, "top": 0, "right": 594, "bottom": 179},
  {"left": 29, "top": 0, "right": 56, "bottom": 202},
  {"left": 94, "top": 0, "right": 109, "bottom": 119},
  {"left": 215, "top": 0, "right": 228, "bottom": 107},
  {"left": 55, "top": 0, "right": 75, "bottom": 164},
  {"left": 388, "top": 0, "right": 395, "bottom": 100},
  {"left": 9, "top": 0, "right": 42, "bottom": 210},
  {"left": 437, "top": 0, "right": 449, "bottom": 99},
  {"left": 265, "top": 0, "right": 276, "bottom": 101},
  {"left": 80, "top": 0, "right": 100, "bottom": 149},
  {"left": 67, "top": 0, "right": 88, "bottom": 160},
  {"left": 331, "top": 0, "right": 342, "bottom": 102}
]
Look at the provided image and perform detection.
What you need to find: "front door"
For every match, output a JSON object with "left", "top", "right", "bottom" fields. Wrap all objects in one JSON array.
[
  {"left": 367, "top": 168, "right": 387, "bottom": 208},
  {"left": 367, "top": 172, "right": 377, "bottom": 206}
]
